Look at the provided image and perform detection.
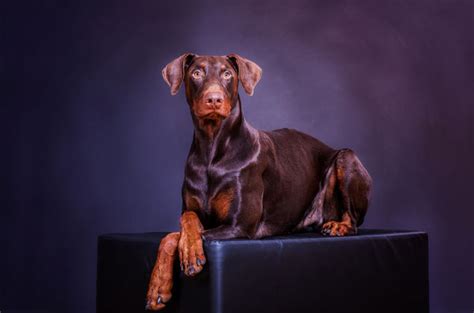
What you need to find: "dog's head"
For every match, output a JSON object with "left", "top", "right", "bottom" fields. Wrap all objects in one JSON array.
[{"left": 162, "top": 53, "right": 262, "bottom": 136}]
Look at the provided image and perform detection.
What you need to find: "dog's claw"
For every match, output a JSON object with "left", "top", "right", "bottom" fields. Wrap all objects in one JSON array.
[
  {"left": 157, "top": 296, "right": 162, "bottom": 304},
  {"left": 145, "top": 300, "right": 151, "bottom": 310},
  {"left": 188, "top": 266, "right": 195, "bottom": 275}
]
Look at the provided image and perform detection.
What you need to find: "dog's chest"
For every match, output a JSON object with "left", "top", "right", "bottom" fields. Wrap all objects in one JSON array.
[{"left": 186, "top": 163, "right": 239, "bottom": 221}]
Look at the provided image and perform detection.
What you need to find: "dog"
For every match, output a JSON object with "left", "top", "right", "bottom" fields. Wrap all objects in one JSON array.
[{"left": 145, "top": 53, "right": 372, "bottom": 310}]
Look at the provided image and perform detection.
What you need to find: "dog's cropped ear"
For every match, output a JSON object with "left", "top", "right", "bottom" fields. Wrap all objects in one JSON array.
[
  {"left": 227, "top": 54, "right": 262, "bottom": 96},
  {"left": 162, "top": 53, "right": 196, "bottom": 95}
]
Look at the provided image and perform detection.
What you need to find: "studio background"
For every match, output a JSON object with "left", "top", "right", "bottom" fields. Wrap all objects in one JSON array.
[{"left": 2, "top": 1, "right": 473, "bottom": 313}]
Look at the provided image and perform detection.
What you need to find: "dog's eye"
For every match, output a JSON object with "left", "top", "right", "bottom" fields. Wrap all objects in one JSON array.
[
  {"left": 192, "top": 70, "right": 203, "bottom": 79},
  {"left": 222, "top": 70, "right": 232, "bottom": 80}
]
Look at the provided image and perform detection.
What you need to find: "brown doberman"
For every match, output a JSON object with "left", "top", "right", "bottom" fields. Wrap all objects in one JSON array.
[{"left": 145, "top": 53, "right": 372, "bottom": 310}]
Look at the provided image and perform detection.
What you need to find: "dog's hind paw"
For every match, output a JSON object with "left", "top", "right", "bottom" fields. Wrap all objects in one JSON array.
[{"left": 321, "top": 221, "right": 355, "bottom": 236}]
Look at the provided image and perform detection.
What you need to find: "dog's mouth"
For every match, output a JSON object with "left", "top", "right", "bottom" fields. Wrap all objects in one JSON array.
[
  {"left": 192, "top": 99, "right": 232, "bottom": 138},
  {"left": 195, "top": 112, "right": 227, "bottom": 138},
  {"left": 200, "top": 113, "right": 225, "bottom": 129},
  {"left": 193, "top": 97, "right": 232, "bottom": 121},
  {"left": 195, "top": 111, "right": 228, "bottom": 120}
]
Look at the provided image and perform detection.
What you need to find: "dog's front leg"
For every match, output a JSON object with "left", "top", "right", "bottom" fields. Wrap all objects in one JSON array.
[
  {"left": 179, "top": 211, "right": 206, "bottom": 276},
  {"left": 145, "top": 211, "right": 205, "bottom": 310},
  {"left": 146, "top": 232, "right": 180, "bottom": 311}
]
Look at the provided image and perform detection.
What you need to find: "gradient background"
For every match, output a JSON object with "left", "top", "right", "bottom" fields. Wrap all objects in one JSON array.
[{"left": 2, "top": 1, "right": 473, "bottom": 313}]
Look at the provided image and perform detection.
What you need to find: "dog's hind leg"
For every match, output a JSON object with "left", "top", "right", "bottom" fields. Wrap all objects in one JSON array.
[
  {"left": 295, "top": 164, "right": 336, "bottom": 230},
  {"left": 146, "top": 232, "right": 180, "bottom": 311},
  {"left": 321, "top": 149, "right": 372, "bottom": 236},
  {"left": 296, "top": 149, "right": 372, "bottom": 236}
]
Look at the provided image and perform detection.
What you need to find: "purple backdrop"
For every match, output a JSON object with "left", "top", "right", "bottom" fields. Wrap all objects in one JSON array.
[{"left": 2, "top": 1, "right": 473, "bottom": 313}]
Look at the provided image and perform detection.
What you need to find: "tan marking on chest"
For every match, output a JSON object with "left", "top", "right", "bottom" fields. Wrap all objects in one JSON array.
[
  {"left": 210, "top": 188, "right": 234, "bottom": 221},
  {"left": 184, "top": 191, "right": 202, "bottom": 211}
]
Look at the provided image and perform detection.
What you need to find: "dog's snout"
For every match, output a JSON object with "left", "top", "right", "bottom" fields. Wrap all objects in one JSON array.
[
  {"left": 194, "top": 84, "right": 230, "bottom": 118},
  {"left": 205, "top": 92, "right": 224, "bottom": 108}
]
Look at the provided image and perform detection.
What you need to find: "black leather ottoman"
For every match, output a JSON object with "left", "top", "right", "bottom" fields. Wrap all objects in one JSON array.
[{"left": 97, "top": 230, "right": 428, "bottom": 313}]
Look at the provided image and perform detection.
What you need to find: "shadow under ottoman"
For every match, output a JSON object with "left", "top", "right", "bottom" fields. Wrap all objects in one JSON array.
[{"left": 97, "top": 229, "right": 428, "bottom": 313}]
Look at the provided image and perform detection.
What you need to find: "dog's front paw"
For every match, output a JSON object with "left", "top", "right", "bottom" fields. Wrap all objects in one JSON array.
[
  {"left": 145, "top": 278, "right": 170, "bottom": 311},
  {"left": 178, "top": 230, "right": 206, "bottom": 277},
  {"left": 321, "top": 221, "right": 355, "bottom": 236}
]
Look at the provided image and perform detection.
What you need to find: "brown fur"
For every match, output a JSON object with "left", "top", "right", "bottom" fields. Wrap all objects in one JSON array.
[
  {"left": 211, "top": 188, "right": 234, "bottom": 221},
  {"left": 184, "top": 192, "right": 201, "bottom": 212},
  {"left": 145, "top": 54, "right": 372, "bottom": 310},
  {"left": 146, "top": 232, "right": 180, "bottom": 310},
  {"left": 178, "top": 211, "right": 206, "bottom": 277}
]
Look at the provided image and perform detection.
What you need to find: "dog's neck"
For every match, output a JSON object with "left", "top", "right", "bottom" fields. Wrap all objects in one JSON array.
[{"left": 191, "top": 96, "right": 258, "bottom": 166}]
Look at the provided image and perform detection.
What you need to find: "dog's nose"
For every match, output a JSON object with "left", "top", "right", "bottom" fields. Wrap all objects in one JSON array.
[{"left": 205, "top": 92, "right": 224, "bottom": 108}]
